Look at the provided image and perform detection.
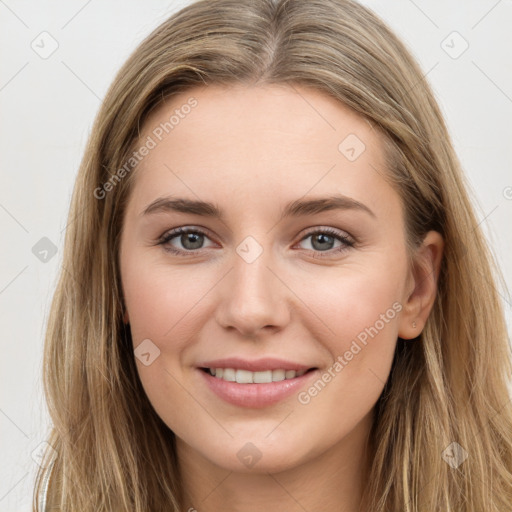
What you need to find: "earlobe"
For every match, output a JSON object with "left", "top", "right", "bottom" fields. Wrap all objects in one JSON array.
[
  {"left": 398, "top": 231, "right": 444, "bottom": 340},
  {"left": 123, "top": 310, "right": 130, "bottom": 324}
]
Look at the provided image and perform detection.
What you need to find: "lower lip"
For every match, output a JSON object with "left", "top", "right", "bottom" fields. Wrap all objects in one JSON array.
[{"left": 198, "top": 369, "right": 318, "bottom": 408}]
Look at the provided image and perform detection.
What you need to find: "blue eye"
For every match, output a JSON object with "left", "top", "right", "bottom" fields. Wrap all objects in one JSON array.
[
  {"left": 158, "top": 227, "right": 214, "bottom": 254},
  {"left": 297, "top": 227, "right": 355, "bottom": 258},
  {"left": 157, "top": 226, "right": 355, "bottom": 258}
]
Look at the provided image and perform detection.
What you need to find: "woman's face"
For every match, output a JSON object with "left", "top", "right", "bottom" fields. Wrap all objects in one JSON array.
[{"left": 119, "top": 84, "right": 427, "bottom": 474}]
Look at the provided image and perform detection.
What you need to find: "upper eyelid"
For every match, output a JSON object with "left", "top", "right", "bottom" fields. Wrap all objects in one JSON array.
[
  {"left": 160, "top": 226, "right": 215, "bottom": 241},
  {"left": 300, "top": 226, "right": 353, "bottom": 239}
]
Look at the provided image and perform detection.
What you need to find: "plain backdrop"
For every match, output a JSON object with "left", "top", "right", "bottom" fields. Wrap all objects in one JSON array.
[{"left": 1, "top": 0, "right": 511, "bottom": 510}]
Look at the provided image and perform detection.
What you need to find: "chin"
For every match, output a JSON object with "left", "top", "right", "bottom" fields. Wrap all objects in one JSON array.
[{"left": 199, "top": 436, "right": 310, "bottom": 474}]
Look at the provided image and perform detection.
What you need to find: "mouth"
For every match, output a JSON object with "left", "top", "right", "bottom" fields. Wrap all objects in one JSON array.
[
  {"left": 195, "top": 357, "right": 320, "bottom": 408},
  {"left": 199, "top": 366, "right": 317, "bottom": 383}
]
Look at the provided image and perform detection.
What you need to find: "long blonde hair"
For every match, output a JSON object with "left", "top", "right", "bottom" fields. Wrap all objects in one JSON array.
[{"left": 34, "top": 0, "right": 512, "bottom": 510}]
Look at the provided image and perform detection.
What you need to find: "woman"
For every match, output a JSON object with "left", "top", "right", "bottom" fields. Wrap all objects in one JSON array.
[{"left": 35, "top": 0, "right": 512, "bottom": 510}]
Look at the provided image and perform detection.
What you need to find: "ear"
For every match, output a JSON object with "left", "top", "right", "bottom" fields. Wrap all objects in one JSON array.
[
  {"left": 123, "top": 310, "right": 130, "bottom": 324},
  {"left": 398, "top": 230, "right": 444, "bottom": 340}
]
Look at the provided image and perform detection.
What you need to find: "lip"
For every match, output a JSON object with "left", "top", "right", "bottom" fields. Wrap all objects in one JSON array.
[
  {"left": 196, "top": 357, "right": 314, "bottom": 372},
  {"left": 196, "top": 358, "right": 319, "bottom": 408}
]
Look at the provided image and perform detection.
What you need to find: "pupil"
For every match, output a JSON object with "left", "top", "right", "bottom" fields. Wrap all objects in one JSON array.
[
  {"left": 183, "top": 233, "right": 203, "bottom": 249},
  {"left": 313, "top": 234, "right": 333, "bottom": 251}
]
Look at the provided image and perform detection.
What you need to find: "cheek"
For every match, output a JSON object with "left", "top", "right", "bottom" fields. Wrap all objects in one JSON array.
[
  {"left": 297, "top": 264, "right": 403, "bottom": 405},
  {"left": 303, "top": 261, "right": 403, "bottom": 347},
  {"left": 121, "top": 254, "right": 207, "bottom": 436},
  {"left": 121, "top": 253, "right": 209, "bottom": 346}
]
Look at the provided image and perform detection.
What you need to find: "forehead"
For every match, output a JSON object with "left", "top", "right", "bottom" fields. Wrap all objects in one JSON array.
[{"left": 126, "top": 83, "right": 397, "bottom": 220}]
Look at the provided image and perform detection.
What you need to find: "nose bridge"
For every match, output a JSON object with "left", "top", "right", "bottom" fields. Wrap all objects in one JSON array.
[{"left": 215, "top": 237, "right": 289, "bottom": 336}]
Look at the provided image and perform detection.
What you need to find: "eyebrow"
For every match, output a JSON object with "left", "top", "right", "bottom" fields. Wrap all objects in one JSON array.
[{"left": 140, "top": 194, "right": 376, "bottom": 220}]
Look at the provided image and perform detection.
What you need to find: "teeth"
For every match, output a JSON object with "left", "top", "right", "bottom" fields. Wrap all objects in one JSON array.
[
  {"left": 254, "top": 370, "right": 272, "bottom": 383},
  {"left": 236, "top": 369, "right": 253, "bottom": 384},
  {"left": 272, "top": 369, "right": 285, "bottom": 381},
  {"left": 209, "top": 368, "right": 307, "bottom": 383},
  {"left": 222, "top": 368, "right": 236, "bottom": 382}
]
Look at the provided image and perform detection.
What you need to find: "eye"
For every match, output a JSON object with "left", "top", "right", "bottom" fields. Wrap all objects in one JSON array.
[
  {"left": 157, "top": 227, "right": 216, "bottom": 255},
  {"left": 296, "top": 227, "right": 355, "bottom": 258},
  {"left": 157, "top": 226, "right": 355, "bottom": 258}
]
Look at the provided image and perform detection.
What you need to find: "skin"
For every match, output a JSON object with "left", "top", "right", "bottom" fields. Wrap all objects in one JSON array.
[{"left": 119, "top": 83, "right": 443, "bottom": 512}]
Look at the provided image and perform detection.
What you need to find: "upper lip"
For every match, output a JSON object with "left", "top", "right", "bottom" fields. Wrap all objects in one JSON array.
[{"left": 196, "top": 357, "right": 316, "bottom": 372}]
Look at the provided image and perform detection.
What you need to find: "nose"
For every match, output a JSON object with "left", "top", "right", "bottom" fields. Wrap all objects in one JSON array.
[{"left": 214, "top": 246, "right": 291, "bottom": 338}]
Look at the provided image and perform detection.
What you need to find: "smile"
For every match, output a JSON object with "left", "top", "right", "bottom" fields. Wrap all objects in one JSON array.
[
  {"left": 196, "top": 358, "right": 319, "bottom": 408},
  {"left": 201, "top": 367, "right": 310, "bottom": 383}
]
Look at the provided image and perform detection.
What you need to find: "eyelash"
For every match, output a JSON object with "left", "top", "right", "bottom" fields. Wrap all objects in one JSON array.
[{"left": 157, "top": 226, "right": 355, "bottom": 259}]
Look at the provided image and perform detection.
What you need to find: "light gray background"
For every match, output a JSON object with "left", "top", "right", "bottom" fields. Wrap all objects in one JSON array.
[{"left": 1, "top": 1, "right": 511, "bottom": 509}]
